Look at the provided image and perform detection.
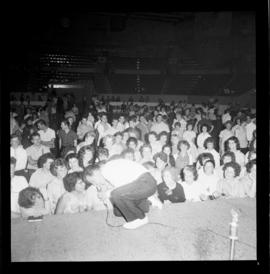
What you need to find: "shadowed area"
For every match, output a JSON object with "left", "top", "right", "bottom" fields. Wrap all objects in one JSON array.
[{"left": 11, "top": 198, "right": 256, "bottom": 261}]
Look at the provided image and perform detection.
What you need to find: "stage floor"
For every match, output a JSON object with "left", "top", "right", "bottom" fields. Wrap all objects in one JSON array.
[{"left": 11, "top": 198, "right": 256, "bottom": 261}]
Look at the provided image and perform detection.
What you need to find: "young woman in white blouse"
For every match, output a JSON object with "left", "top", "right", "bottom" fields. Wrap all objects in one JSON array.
[
  {"left": 196, "top": 124, "right": 211, "bottom": 154},
  {"left": 224, "top": 136, "right": 245, "bottom": 167}
]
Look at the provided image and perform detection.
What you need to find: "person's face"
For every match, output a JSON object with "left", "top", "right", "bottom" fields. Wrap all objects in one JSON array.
[
  {"left": 112, "top": 119, "right": 118, "bottom": 127},
  {"left": 44, "top": 159, "right": 54, "bottom": 170},
  {"left": 69, "top": 158, "right": 79, "bottom": 170},
  {"left": 180, "top": 144, "right": 188, "bottom": 152},
  {"left": 246, "top": 116, "right": 251, "bottom": 123},
  {"left": 142, "top": 147, "right": 152, "bottom": 158},
  {"left": 187, "top": 124, "right": 193, "bottom": 131},
  {"left": 27, "top": 119, "right": 33, "bottom": 126},
  {"left": 119, "top": 116, "right": 124, "bottom": 123},
  {"left": 224, "top": 167, "right": 235, "bottom": 180},
  {"left": 149, "top": 134, "right": 156, "bottom": 143},
  {"left": 160, "top": 135, "right": 167, "bottom": 144},
  {"left": 38, "top": 123, "right": 45, "bottom": 131},
  {"left": 82, "top": 118, "right": 87, "bottom": 125},
  {"left": 75, "top": 179, "right": 86, "bottom": 193},
  {"left": 105, "top": 138, "right": 113, "bottom": 147},
  {"left": 123, "top": 132, "right": 129, "bottom": 141},
  {"left": 206, "top": 142, "right": 214, "bottom": 150},
  {"left": 236, "top": 119, "right": 241, "bottom": 125},
  {"left": 115, "top": 135, "right": 122, "bottom": 143},
  {"left": 204, "top": 162, "right": 214, "bottom": 175},
  {"left": 129, "top": 120, "right": 135, "bottom": 127},
  {"left": 125, "top": 153, "right": 135, "bottom": 161},
  {"left": 176, "top": 114, "right": 181, "bottom": 120},
  {"left": 184, "top": 170, "right": 194, "bottom": 184},
  {"left": 61, "top": 122, "right": 67, "bottom": 130},
  {"left": 11, "top": 137, "right": 20, "bottom": 148},
  {"left": 156, "top": 158, "right": 166, "bottom": 170},
  {"left": 228, "top": 140, "right": 236, "bottom": 151},
  {"left": 128, "top": 141, "right": 136, "bottom": 150},
  {"left": 163, "top": 170, "right": 173, "bottom": 184},
  {"left": 157, "top": 115, "right": 162, "bottom": 123},
  {"left": 34, "top": 193, "right": 44, "bottom": 208},
  {"left": 57, "top": 166, "right": 68, "bottom": 179},
  {"left": 226, "top": 123, "right": 232, "bottom": 130},
  {"left": 86, "top": 135, "right": 94, "bottom": 144},
  {"left": 163, "top": 146, "right": 171, "bottom": 155},
  {"left": 68, "top": 117, "right": 73, "bottom": 125},
  {"left": 202, "top": 126, "right": 207, "bottom": 133},
  {"left": 101, "top": 115, "right": 107, "bottom": 123},
  {"left": 140, "top": 116, "right": 146, "bottom": 123},
  {"left": 171, "top": 135, "right": 179, "bottom": 145},
  {"left": 32, "top": 135, "right": 41, "bottom": 146}
]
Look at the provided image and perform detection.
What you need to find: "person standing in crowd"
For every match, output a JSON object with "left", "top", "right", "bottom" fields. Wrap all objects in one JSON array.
[
  {"left": 10, "top": 134, "right": 28, "bottom": 174},
  {"left": 83, "top": 159, "right": 157, "bottom": 229},
  {"left": 219, "top": 121, "right": 234, "bottom": 155},
  {"left": 11, "top": 157, "right": 28, "bottom": 218},
  {"left": 58, "top": 119, "right": 77, "bottom": 158},
  {"left": 37, "top": 119, "right": 56, "bottom": 153}
]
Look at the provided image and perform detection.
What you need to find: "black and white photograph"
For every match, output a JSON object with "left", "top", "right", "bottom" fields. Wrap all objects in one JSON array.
[{"left": 3, "top": 6, "right": 268, "bottom": 267}]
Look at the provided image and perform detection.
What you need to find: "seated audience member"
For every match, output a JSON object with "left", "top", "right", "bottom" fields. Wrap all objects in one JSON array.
[
  {"left": 197, "top": 160, "right": 219, "bottom": 199},
  {"left": 232, "top": 117, "right": 248, "bottom": 154},
  {"left": 29, "top": 153, "right": 55, "bottom": 197},
  {"left": 96, "top": 113, "right": 112, "bottom": 145},
  {"left": 10, "top": 134, "right": 28, "bottom": 173},
  {"left": 219, "top": 121, "right": 234, "bottom": 155},
  {"left": 58, "top": 119, "right": 78, "bottom": 158},
  {"left": 127, "top": 127, "right": 143, "bottom": 148},
  {"left": 203, "top": 137, "right": 220, "bottom": 168},
  {"left": 213, "top": 162, "right": 244, "bottom": 198},
  {"left": 37, "top": 119, "right": 56, "bottom": 150},
  {"left": 158, "top": 131, "right": 169, "bottom": 148},
  {"left": 170, "top": 133, "right": 181, "bottom": 158},
  {"left": 175, "top": 140, "right": 193, "bottom": 173},
  {"left": 103, "top": 135, "right": 119, "bottom": 158},
  {"left": 171, "top": 122, "right": 183, "bottom": 139},
  {"left": 245, "top": 114, "right": 256, "bottom": 145},
  {"left": 55, "top": 172, "right": 88, "bottom": 214},
  {"left": 157, "top": 167, "right": 186, "bottom": 204},
  {"left": 121, "top": 148, "right": 135, "bottom": 161},
  {"left": 108, "top": 117, "right": 121, "bottom": 136},
  {"left": 140, "top": 144, "right": 154, "bottom": 164},
  {"left": 96, "top": 147, "right": 109, "bottom": 162},
  {"left": 11, "top": 157, "right": 28, "bottom": 218},
  {"left": 224, "top": 136, "right": 245, "bottom": 167},
  {"left": 65, "top": 153, "right": 83, "bottom": 174},
  {"left": 180, "top": 165, "right": 204, "bottom": 202},
  {"left": 150, "top": 114, "right": 170, "bottom": 135},
  {"left": 147, "top": 131, "right": 162, "bottom": 156},
  {"left": 136, "top": 115, "right": 149, "bottom": 143},
  {"left": 47, "top": 158, "right": 68, "bottom": 214},
  {"left": 112, "top": 132, "right": 125, "bottom": 154},
  {"left": 239, "top": 159, "right": 256, "bottom": 198},
  {"left": 21, "top": 117, "right": 35, "bottom": 149},
  {"left": 126, "top": 137, "right": 141, "bottom": 162},
  {"left": 76, "top": 130, "right": 96, "bottom": 152},
  {"left": 78, "top": 145, "right": 95, "bottom": 168},
  {"left": 18, "top": 187, "right": 50, "bottom": 219},
  {"left": 77, "top": 115, "right": 94, "bottom": 141},
  {"left": 26, "top": 132, "right": 50, "bottom": 175},
  {"left": 196, "top": 152, "right": 215, "bottom": 176},
  {"left": 122, "top": 130, "right": 130, "bottom": 146},
  {"left": 183, "top": 122, "right": 197, "bottom": 145},
  {"left": 196, "top": 124, "right": 211, "bottom": 154},
  {"left": 152, "top": 152, "right": 168, "bottom": 185},
  {"left": 162, "top": 144, "right": 176, "bottom": 167}
]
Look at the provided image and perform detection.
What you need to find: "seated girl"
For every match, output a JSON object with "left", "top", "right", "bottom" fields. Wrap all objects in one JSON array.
[
  {"left": 18, "top": 187, "right": 50, "bottom": 219},
  {"left": 239, "top": 159, "right": 256, "bottom": 198},
  {"left": 157, "top": 167, "right": 186, "bottom": 204},
  {"left": 55, "top": 172, "right": 88, "bottom": 214},
  {"left": 213, "top": 162, "right": 245, "bottom": 199},
  {"left": 65, "top": 153, "right": 83, "bottom": 174},
  {"left": 180, "top": 165, "right": 205, "bottom": 202}
]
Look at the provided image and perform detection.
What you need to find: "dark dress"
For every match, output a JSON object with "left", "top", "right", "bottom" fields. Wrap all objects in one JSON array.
[{"left": 157, "top": 182, "right": 186, "bottom": 203}]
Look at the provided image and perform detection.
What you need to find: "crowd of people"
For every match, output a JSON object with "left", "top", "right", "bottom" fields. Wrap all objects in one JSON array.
[{"left": 10, "top": 92, "right": 256, "bottom": 228}]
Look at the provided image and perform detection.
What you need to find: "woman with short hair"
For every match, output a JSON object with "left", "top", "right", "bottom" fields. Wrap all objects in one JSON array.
[{"left": 78, "top": 145, "right": 95, "bottom": 168}]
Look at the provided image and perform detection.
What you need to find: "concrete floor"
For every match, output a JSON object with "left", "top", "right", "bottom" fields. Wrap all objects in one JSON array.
[{"left": 11, "top": 198, "right": 256, "bottom": 261}]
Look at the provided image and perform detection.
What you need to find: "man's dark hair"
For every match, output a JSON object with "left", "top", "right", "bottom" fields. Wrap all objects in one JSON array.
[
  {"left": 204, "top": 137, "right": 215, "bottom": 149},
  {"left": 37, "top": 153, "right": 55, "bottom": 168},
  {"left": 30, "top": 132, "right": 40, "bottom": 140},
  {"left": 153, "top": 152, "right": 168, "bottom": 163},
  {"left": 63, "top": 172, "right": 84, "bottom": 192},
  {"left": 224, "top": 136, "right": 241, "bottom": 152},
  {"left": 127, "top": 137, "right": 138, "bottom": 147},
  {"left": 18, "top": 187, "right": 44, "bottom": 209},
  {"left": 180, "top": 165, "right": 198, "bottom": 181},
  {"left": 37, "top": 119, "right": 47, "bottom": 126}
]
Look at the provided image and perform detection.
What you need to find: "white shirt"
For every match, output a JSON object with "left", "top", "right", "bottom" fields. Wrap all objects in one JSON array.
[
  {"left": 150, "top": 122, "right": 170, "bottom": 135},
  {"left": 197, "top": 172, "right": 219, "bottom": 195},
  {"left": 11, "top": 176, "right": 28, "bottom": 213},
  {"left": 10, "top": 146, "right": 28, "bottom": 171},
  {"left": 38, "top": 128, "right": 56, "bottom": 142},
  {"left": 245, "top": 122, "right": 256, "bottom": 142},
  {"left": 101, "top": 159, "right": 148, "bottom": 188},
  {"left": 232, "top": 150, "right": 245, "bottom": 167},
  {"left": 26, "top": 145, "right": 50, "bottom": 169},
  {"left": 181, "top": 181, "right": 204, "bottom": 202}
]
